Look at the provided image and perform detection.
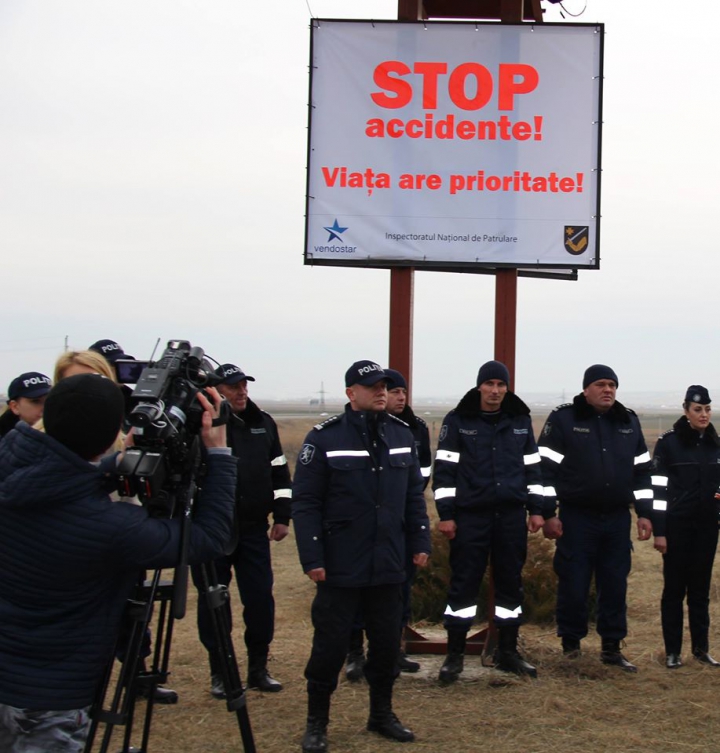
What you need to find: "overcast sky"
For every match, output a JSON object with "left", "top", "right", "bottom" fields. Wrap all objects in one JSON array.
[{"left": 0, "top": 1, "right": 716, "bottom": 403}]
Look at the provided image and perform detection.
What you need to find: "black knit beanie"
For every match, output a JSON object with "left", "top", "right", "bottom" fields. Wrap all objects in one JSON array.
[
  {"left": 476, "top": 360, "right": 510, "bottom": 387},
  {"left": 583, "top": 364, "right": 619, "bottom": 389},
  {"left": 44, "top": 374, "right": 125, "bottom": 460}
]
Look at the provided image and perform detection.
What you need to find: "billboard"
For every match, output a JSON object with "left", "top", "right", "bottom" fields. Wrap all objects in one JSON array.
[{"left": 305, "top": 20, "right": 603, "bottom": 271}]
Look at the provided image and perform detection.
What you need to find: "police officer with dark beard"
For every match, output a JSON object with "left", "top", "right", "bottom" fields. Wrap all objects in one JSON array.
[{"left": 191, "top": 363, "right": 292, "bottom": 696}]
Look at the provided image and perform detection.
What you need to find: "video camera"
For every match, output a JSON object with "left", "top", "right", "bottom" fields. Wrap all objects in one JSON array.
[{"left": 114, "top": 339, "right": 230, "bottom": 517}]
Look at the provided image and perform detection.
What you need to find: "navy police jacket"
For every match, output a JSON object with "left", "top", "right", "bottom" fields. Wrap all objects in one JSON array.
[
  {"left": 651, "top": 416, "right": 720, "bottom": 537},
  {"left": 292, "top": 404, "right": 431, "bottom": 587},
  {"left": 538, "top": 394, "right": 653, "bottom": 516},
  {"left": 432, "top": 389, "right": 545, "bottom": 521},
  {"left": 227, "top": 399, "right": 292, "bottom": 527}
]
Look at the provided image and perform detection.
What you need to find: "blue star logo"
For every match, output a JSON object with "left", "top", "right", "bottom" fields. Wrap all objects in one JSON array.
[{"left": 324, "top": 219, "right": 347, "bottom": 242}]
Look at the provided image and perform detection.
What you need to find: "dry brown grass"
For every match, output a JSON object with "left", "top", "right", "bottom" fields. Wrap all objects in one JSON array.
[{"left": 92, "top": 413, "right": 720, "bottom": 753}]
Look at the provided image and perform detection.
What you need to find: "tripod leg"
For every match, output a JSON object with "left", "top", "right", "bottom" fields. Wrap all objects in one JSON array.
[{"left": 198, "top": 561, "right": 256, "bottom": 753}]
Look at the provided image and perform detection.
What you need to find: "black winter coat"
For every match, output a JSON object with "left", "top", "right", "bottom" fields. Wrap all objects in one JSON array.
[
  {"left": 396, "top": 404, "right": 432, "bottom": 488},
  {"left": 228, "top": 398, "right": 292, "bottom": 527},
  {"left": 0, "top": 423, "right": 236, "bottom": 710},
  {"left": 651, "top": 416, "right": 720, "bottom": 537},
  {"left": 538, "top": 394, "right": 653, "bottom": 516},
  {"left": 292, "top": 405, "right": 431, "bottom": 587},
  {"left": 432, "top": 389, "right": 545, "bottom": 520}
]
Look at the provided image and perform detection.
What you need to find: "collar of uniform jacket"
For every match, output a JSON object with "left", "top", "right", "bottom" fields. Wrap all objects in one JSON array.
[
  {"left": 572, "top": 392, "right": 632, "bottom": 422},
  {"left": 454, "top": 388, "right": 531, "bottom": 418},
  {"left": 231, "top": 397, "right": 264, "bottom": 426},
  {"left": 673, "top": 414, "right": 720, "bottom": 447}
]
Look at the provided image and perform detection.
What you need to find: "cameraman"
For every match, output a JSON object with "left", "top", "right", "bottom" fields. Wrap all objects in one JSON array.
[{"left": 0, "top": 374, "right": 236, "bottom": 752}]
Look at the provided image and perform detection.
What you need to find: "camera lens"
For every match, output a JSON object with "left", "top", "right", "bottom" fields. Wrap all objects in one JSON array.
[{"left": 130, "top": 402, "right": 163, "bottom": 428}]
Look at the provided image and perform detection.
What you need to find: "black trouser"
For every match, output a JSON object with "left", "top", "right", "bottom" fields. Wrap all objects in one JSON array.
[
  {"left": 661, "top": 516, "right": 719, "bottom": 655},
  {"left": 443, "top": 505, "right": 527, "bottom": 631},
  {"left": 305, "top": 583, "right": 402, "bottom": 695},
  {"left": 191, "top": 522, "right": 274, "bottom": 670},
  {"left": 554, "top": 505, "right": 631, "bottom": 642}
]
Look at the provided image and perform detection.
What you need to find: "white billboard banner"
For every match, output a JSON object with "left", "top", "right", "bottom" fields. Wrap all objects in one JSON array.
[{"left": 305, "top": 21, "right": 603, "bottom": 270}]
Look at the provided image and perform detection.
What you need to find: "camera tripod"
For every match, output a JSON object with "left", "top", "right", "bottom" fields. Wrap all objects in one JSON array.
[{"left": 84, "top": 560, "right": 255, "bottom": 753}]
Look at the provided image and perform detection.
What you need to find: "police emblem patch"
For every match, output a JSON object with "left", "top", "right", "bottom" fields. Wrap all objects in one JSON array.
[
  {"left": 439, "top": 425, "right": 448, "bottom": 442},
  {"left": 564, "top": 226, "right": 589, "bottom": 256},
  {"left": 694, "top": 393, "right": 702, "bottom": 403},
  {"left": 299, "top": 444, "right": 316, "bottom": 465},
  {"left": 542, "top": 422, "right": 552, "bottom": 438}
]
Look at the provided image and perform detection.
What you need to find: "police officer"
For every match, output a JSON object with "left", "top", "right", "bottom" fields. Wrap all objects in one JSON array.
[
  {"left": 293, "top": 360, "right": 431, "bottom": 753},
  {"left": 0, "top": 372, "right": 52, "bottom": 438},
  {"left": 191, "top": 363, "right": 292, "bottom": 696},
  {"left": 651, "top": 385, "right": 720, "bottom": 669},
  {"left": 538, "top": 364, "right": 653, "bottom": 671},
  {"left": 433, "top": 360, "right": 545, "bottom": 683},
  {"left": 344, "top": 367, "right": 432, "bottom": 680}
]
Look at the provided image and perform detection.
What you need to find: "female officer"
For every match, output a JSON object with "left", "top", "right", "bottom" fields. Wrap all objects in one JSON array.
[{"left": 651, "top": 385, "right": 720, "bottom": 669}]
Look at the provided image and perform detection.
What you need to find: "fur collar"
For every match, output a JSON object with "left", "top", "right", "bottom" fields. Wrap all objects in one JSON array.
[
  {"left": 673, "top": 415, "right": 720, "bottom": 447},
  {"left": 397, "top": 404, "right": 420, "bottom": 429},
  {"left": 455, "top": 388, "right": 530, "bottom": 418},
  {"left": 572, "top": 393, "right": 632, "bottom": 423}
]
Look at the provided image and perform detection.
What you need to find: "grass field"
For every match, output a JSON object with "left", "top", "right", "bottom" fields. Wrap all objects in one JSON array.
[{"left": 89, "top": 410, "right": 720, "bottom": 753}]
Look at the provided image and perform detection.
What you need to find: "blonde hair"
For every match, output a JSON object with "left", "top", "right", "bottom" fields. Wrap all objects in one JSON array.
[
  {"left": 36, "top": 350, "right": 124, "bottom": 452},
  {"left": 54, "top": 350, "right": 117, "bottom": 384}
]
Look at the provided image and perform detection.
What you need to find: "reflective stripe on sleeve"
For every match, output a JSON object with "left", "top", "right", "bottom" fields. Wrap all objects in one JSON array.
[
  {"left": 634, "top": 451, "right": 651, "bottom": 465},
  {"left": 389, "top": 447, "right": 412, "bottom": 455},
  {"left": 653, "top": 499, "right": 667, "bottom": 511},
  {"left": 436, "top": 449, "right": 460, "bottom": 463},
  {"left": 651, "top": 475, "right": 668, "bottom": 486},
  {"left": 326, "top": 450, "right": 370, "bottom": 458},
  {"left": 539, "top": 446, "right": 564, "bottom": 464},
  {"left": 444, "top": 604, "right": 477, "bottom": 619},
  {"left": 420, "top": 466, "right": 432, "bottom": 478},
  {"left": 543, "top": 486, "right": 557, "bottom": 497},
  {"left": 274, "top": 489, "right": 292, "bottom": 499},
  {"left": 634, "top": 489, "right": 653, "bottom": 500},
  {"left": 270, "top": 454, "right": 287, "bottom": 466},
  {"left": 434, "top": 487, "right": 456, "bottom": 500},
  {"left": 527, "top": 484, "right": 544, "bottom": 496},
  {"left": 495, "top": 605, "right": 522, "bottom": 620},
  {"left": 523, "top": 452, "right": 541, "bottom": 465}
]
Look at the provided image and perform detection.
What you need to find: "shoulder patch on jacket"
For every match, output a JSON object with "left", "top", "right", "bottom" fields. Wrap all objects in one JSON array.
[
  {"left": 314, "top": 414, "right": 342, "bottom": 431},
  {"left": 415, "top": 415, "right": 428, "bottom": 427},
  {"left": 552, "top": 403, "right": 573, "bottom": 413},
  {"left": 626, "top": 407, "right": 637, "bottom": 416}
]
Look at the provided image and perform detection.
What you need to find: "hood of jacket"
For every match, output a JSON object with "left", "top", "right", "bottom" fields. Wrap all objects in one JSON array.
[
  {"left": 0, "top": 423, "right": 105, "bottom": 511},
  {"left": 572, "top": 392, "right": 632, "bottom": 423},
  {"left": 672, "top": 414, "right": 720, "bottom": 447},
  {"left": 454, "top": 387, "right": 531, "bottom": 418}
]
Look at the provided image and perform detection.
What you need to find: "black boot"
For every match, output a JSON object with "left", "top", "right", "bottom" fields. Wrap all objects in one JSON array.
[
  {"left": 494, "top": 625, "right": 537, "bottom": 678},
  {"left": 247, "top": 653, "right": 283, "bottom": 692},
  {"left": 692, "top": 648, "right": 720, "bottom": 667},
  {"left": 302, "top": 693, "right": 330, "bottom": 753},
  {"left": 600, "top": 640, "right": 637, "bottom": 672},
  {"left": 367, "top": 685, "right": 414, "bottom": 743},
  {"left": 561, "top": 637, "right": 581, "bottom": 658},
  {"left": 397, "top": 650, "right": 421, "bottom": 673},
  {"left": 345, "top": 628, "right": 366, "bottom": 682},
  {"left": 438, "top": 628, "right": 466, "bottom": 684}
]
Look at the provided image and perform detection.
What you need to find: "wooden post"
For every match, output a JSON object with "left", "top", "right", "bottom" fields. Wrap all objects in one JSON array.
[{"left": 387, "top": 1, "right": 424, "bottom": 396}]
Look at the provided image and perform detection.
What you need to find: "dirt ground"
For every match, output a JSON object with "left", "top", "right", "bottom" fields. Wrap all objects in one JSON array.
[{"left": 92, "top": 414, "right": 720, "bottom": 753}]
